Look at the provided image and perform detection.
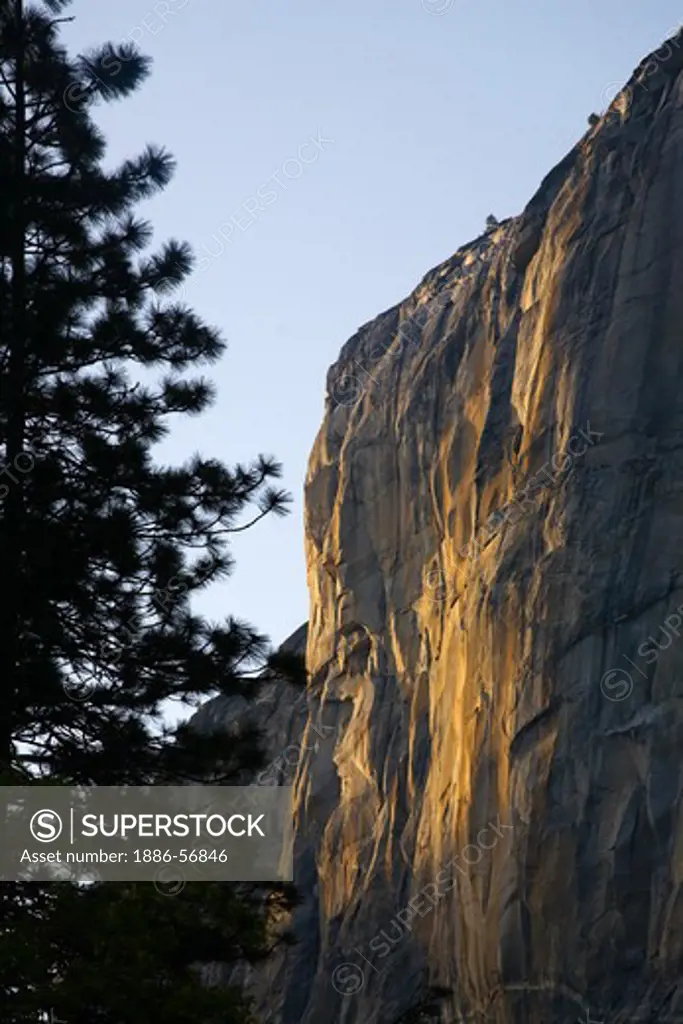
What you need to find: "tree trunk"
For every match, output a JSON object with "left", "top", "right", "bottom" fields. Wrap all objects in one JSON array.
[{"left": 1, "top": 0, "right": 27, "bottom": 775}]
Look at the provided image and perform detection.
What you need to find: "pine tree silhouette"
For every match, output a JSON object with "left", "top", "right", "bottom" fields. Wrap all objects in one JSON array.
[{"left": 0, "top": 2, "right": 303, "bottom": 1020}]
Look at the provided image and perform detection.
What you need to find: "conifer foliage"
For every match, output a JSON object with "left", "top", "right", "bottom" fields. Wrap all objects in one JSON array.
[{"left": 0, "top": 2, "right": 300, "bottom": 1020}]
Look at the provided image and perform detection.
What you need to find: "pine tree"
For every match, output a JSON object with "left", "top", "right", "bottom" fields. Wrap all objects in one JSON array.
[{"left": 0, "top": 2, "right": 302, "bottom": 1020}]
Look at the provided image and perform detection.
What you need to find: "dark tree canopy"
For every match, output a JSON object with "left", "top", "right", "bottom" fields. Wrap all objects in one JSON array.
[{"left": 0, "top": 2, "right": 302, "bottom": 1020}]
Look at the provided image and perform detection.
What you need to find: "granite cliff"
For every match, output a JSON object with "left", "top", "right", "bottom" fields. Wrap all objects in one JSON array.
[{"left": 195, "top": 28, "right": 683, "bottom": 1024}]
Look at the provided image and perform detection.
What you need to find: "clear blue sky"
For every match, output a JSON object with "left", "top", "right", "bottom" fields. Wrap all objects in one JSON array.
[{"left": 63, "top": 0, "right": 680, "bottom": 655}]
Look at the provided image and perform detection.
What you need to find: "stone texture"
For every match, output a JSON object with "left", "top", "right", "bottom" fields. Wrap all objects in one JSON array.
[{"left": 198, "top": 29, "right": 683, "bottom": 1024}]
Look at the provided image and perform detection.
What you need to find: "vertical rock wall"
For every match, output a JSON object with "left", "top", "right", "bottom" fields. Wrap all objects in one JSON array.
[{"left": 206, "top": 31, "right": 683, "bottom": 1024}]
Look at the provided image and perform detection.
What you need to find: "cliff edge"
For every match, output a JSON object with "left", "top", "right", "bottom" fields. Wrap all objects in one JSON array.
[{"left": 200, "top": 28, "right": 683, "bottom": 1024}]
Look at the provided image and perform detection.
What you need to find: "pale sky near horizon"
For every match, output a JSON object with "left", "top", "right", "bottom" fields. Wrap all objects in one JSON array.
[{"left": 63, "top": 1, "right": 680, "bottom": 671}]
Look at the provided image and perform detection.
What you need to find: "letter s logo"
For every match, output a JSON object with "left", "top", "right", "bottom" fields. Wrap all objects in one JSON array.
[{"left": 30, "top": 809, "right": 63, "bottom": 842}]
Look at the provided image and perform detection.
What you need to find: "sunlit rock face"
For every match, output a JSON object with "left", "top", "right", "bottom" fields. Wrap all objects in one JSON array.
[{"left": 210, "top": 29, "right": 683, "bottom": 1024}]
